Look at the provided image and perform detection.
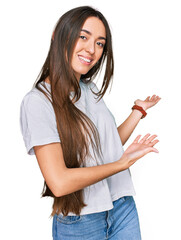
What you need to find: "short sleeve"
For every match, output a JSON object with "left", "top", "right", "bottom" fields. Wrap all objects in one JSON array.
[{"left": 20, "top": 92, "right": 60, "bottom": 155}]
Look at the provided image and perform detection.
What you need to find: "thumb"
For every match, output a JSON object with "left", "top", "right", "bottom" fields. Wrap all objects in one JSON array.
[{"left": 150, "top": 147, "right": 159, "bottom": 153}]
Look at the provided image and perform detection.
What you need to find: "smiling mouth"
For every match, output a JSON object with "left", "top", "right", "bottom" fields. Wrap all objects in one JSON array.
[{"left": 78, "top": 55, "right": 93, "bottom": 65}]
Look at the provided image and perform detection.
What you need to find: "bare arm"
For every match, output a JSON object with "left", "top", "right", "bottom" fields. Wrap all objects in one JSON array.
[
  {"left": 34, "top": 134, "right": 159, "bottom": 197},
  {"left": 117, "top": 110, "right": 142, "bottom": 145},
  {"left": 117, "top": 95, "right": 161, "bottom": 145}
]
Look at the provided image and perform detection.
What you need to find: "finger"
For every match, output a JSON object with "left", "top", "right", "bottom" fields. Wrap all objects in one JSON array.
[
  {"left": 150, "top": 97, "right": 161, "bottom": 106},
  {"left": 154, "top": 96, "right": 159, "bottom": 103},
  {"left": 139, "top": 133, "right": 151, "bottom": 144},
  {"left": 144, "top": 146, "right": 159, "bottom": 154},
  {"left": 154, "top": 95, "right": 161, "bottom": 101},
  {"left": 155, "top": 96, "right": 161, "bottom": 103},
  {"left": 148, "top": 139, "right": 159, "bottom": 147},
  {"left": 150, "top": 147, "right": 159, "bottom": 153},
  {"left": 145, "top": 134, "right": 158, "bottom": 144},
  {"left": 133, "top": 135, "right": 142, "bottom": 143},
  {"left": 149, "top": 96, "right": 161, "bottom": 106},
  {"left": 150, "top": 95, "right": 157, "bottom": 101},
  {"left": 145, "top": 96, "right": 150, "bottom": 101}
]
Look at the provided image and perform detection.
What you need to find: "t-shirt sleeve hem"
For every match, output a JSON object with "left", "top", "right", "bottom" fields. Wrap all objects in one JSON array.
[{"left": 27, "top": 136, "right": 61, "bottom": 155}]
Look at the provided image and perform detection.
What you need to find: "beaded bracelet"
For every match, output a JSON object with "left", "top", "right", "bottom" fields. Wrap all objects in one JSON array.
[{"left": 132, "top": 105, "right": 147, "bottom": 119}]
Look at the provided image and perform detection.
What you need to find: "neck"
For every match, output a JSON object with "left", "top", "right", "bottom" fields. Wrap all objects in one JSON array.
[
  {"left": 44, "top": 76, "right": 81, "bottom": 92},
  {"left": 44, "top": 77, "right": 50, "bottom": 84},
  {"left": 74, "top": 73, "right": 81, "bottom": 82},
  {"left": 45, "top": 74, "right": 80, "bottom": 84}
]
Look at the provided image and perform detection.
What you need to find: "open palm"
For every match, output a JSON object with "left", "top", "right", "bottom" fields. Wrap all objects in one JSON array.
[
  {"left": 120, "top": 134, "right": 159, "bottom": 169},
  {"left": 135, "top": 95, "right": 161, "bottom": 111}
]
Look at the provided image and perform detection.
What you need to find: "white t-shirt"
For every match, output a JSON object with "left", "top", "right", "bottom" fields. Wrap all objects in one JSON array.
[{"left": 20, "top": 80, "right": 136, "bottom": 215}]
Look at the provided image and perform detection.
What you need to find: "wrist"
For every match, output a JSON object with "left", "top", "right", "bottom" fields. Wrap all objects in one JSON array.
[
  {"left": 117, "top": 155, "right": 129, "bottom": 172},
  {"left": 132, "top": 105, "right": 147, "bottom": 119},
  {"left": 135, "top": 103, "right": 147, "bottom": 111}
]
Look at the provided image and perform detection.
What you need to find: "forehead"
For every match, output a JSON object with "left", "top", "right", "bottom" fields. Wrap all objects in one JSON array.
[{"left": 81, "top": 17, "right": 106, "bottom": 38}]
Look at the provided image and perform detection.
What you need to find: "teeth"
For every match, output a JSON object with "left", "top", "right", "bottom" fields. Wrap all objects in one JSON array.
[{"left": 79, "top": 56, "right": 91, "bottom": 63}]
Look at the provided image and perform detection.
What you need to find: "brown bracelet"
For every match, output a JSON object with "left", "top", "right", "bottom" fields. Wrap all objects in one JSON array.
[{"left": 132, "top": 105, "right": 147, "bottom": 119}]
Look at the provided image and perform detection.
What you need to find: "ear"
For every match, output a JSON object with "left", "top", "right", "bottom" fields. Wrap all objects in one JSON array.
[{"left": 52, "top": 31, "right": 55, "bottom": 41}]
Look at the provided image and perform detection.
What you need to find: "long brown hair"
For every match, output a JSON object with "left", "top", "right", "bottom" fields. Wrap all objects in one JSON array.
[{"left": 33, "top": 6, "right": 114, "bottom": 216}]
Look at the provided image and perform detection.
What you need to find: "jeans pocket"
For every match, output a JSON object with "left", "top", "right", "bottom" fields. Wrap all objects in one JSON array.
[{"left": 57, "top": 214, "right": 82, "bottom": 225}]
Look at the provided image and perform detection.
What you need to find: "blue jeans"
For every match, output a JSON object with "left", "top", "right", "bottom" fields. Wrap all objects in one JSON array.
[{"left": 52, "top": 196, "right": 141, "bottom": 240}]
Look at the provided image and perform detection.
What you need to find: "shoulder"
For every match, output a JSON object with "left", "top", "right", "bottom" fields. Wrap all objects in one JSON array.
[
  {"left": 21, "top": 90, "right": 40, "bottom": 106},
  {"left": 19, "top": 87, "right": 60, "bottom": 156},
  {"left": 20, "top": 87, "right": 55, "bottom": 127},
  {"left": 21, "top": 86, "right": 52, "bottom": 110}
]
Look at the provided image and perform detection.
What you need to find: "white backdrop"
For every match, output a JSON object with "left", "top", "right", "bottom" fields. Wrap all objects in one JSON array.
[{"left": 0, "top": 0, "right": 181, "bottom": 239}]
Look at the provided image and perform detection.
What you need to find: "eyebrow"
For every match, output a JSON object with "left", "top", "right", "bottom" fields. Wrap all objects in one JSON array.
[{"left": 81, "top": 29, "right": 106, "bottom": 41}]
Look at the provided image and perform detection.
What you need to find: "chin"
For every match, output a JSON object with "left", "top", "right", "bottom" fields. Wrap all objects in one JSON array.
[
  {"left": 76, "top": 69, "right": 90, "bottom": 76},
  {"left": 73, "top": 65, "right": 95, "bottom": 78}
]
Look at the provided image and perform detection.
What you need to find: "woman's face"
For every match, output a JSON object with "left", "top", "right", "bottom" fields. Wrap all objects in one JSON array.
[{"left": 71, "top": 17, "right": 106, "bottom": 80}]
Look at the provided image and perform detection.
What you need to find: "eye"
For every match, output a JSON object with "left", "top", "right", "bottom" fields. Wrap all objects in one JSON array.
[
  {"left": 97, "top": 42, "right": 104, "bottom": 48},
  {"left": 79, "top": 35, "right": 87, "bottom": 40}
]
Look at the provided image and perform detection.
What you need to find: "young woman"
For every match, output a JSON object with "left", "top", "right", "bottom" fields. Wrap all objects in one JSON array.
[{"left": 20, "top": 6, "right": 160, "bottom": 240}]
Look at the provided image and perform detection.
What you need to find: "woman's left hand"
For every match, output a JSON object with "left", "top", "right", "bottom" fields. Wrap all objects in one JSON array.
[{"left": 134, "top": 95, "right": 161, "bottom": 111}]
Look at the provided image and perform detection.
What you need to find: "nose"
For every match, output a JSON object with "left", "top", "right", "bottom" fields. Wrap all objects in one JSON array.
[{"left": 85, "top": 40, "right": 95, "bottom": 55}]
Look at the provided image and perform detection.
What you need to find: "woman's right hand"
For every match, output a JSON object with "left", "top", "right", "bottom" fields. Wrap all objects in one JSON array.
[
  {"left": 118, "top": 134, "right": 159, "bottom": 170},
  {"left": 34, "top": 134, "right": 159, "bottom": 197}
]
